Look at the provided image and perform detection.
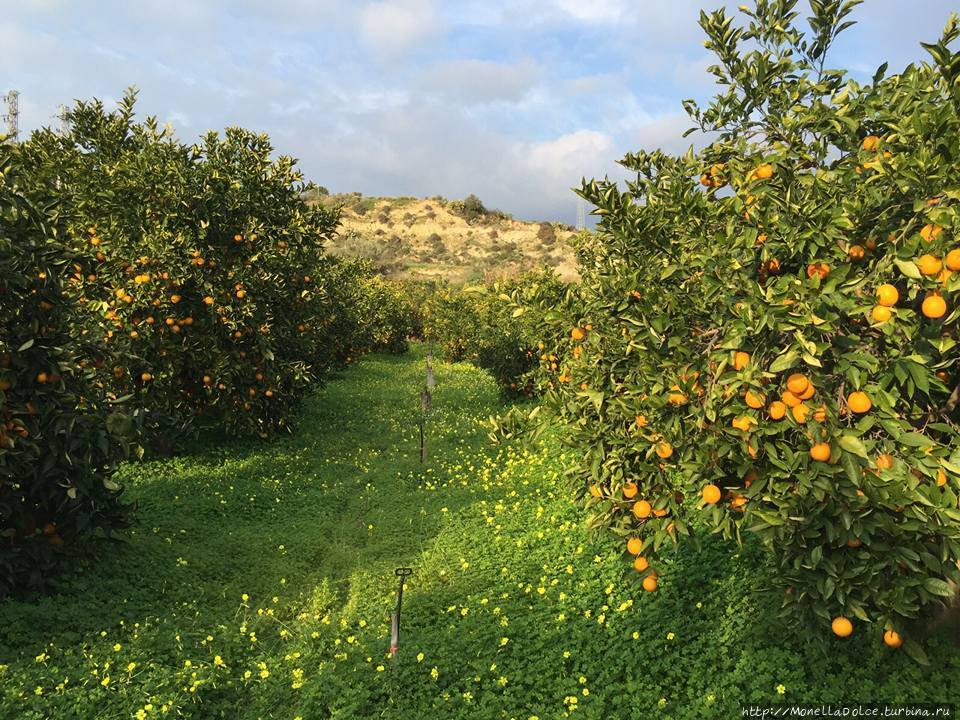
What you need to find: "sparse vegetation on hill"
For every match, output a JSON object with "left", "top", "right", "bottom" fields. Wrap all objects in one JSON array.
[{"left": 311, "top": 192, "right": 579, "bottom": 283}]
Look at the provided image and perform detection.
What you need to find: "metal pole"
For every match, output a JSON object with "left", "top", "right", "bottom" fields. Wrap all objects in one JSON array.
[{"left": 389, "top": 567, "right": 413, "bottom": 657}]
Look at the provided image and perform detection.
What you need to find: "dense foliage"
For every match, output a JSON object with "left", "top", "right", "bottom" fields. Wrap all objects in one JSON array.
[
  {"left": 422, "top": 271, "right": 570, "bottom": 396},
  {"left": 0, "top": 91, "right": 415, "bottom": 592},
  {"left": 506, "top": 2, "right": 960, "bottom": 651},
  {"left": 0, "top": 144, "right": 134, "bottom": 595}
]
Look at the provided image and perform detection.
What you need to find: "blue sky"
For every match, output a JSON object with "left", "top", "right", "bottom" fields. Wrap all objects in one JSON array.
[{"left": 2, "top": 0, "right": 957, "bottom": 224}]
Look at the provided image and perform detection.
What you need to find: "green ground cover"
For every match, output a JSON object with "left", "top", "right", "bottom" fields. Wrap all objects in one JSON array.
[{"left": 1, "top": 345, "right": 958, "bottom": 719}]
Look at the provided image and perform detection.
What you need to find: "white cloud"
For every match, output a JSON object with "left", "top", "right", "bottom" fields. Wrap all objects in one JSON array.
[
  {"left": 360, "top": 0, "right": 440, "bottom": 57},
  {"left": 420, "top": 58, "right": 539, "bottom": 105}
]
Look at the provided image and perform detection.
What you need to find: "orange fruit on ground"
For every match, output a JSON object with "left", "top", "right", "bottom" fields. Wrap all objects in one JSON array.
[
  {"left": 917, "top": 254, "right": 943, "bottom": 276},
  {"left": 791, "top": 403, "right": 810, "bottom": 423},
  {"left": 920, "top": 224, "right": 942, "bottom": 243},
  {"left": 642, "top": 574, "right": 658, "bottom": 592},
  {"left": 626, "top": 537, "right": 643, "bottom": 555},
  {"left": 702, "top": 484, "right": 722, "bottom": 504},
  {"left": 769, "top": 401, "right": 787, "bottom": 420},
  {"left": 633, "top": 500, "right": 652, "bottom": 518},
  {"left": 571, "top": 327, "right": 586, "bottom": 341},
  {"left": 876, "top": 453, "right": 894, "bottom": 470},
  {"left": 883, "top": 630, "right": 902, "bottom": 649},
  {"left": 781, "top": 390, "right": 801, "bottom": 408},
  {"left": 732, "top": 351, "right": 750, "bottom": 370},
  {"left": 922, "top": 293, "right": 947, "bottom": 319},
  {"left": 848, "top": 244, "right": 865, "bottom": 260},
  {"left": 861, "top": 135, "right": 880, "bottom": 152},
  {"left": 810, "top": 443, "right": 831, "bottom": 462},
  {"left": 655, "top": 442, "right": 673, "bottom": 459},
  {"left": 876, "top": 284, "right": 899, "bottom": 307},
  {"left": 755, "top": 163, "right": 773, "bottom": 179},
  {"left": 946, "top": 248, "right": 960, "bottom": 272},
  {"left": 623, "top": 482, "right": 638, "bottom": 499},
  {"left": 633, "top": 555, "right": 649, "bottom": 572},
  {"left": 744, "top": 390, "right": 765, "bottom": 409},
  {"left": 831, "top": 616, "right": 853, "bottom": 638},
  {"left": 786, "top": 373, "right": 809, "bottom": 395},
  {"left": 871, "top": 305, "right": 892, "bottom": 324},
  {"left": 847, "top": 391, "right": 872, "bottom": 414}
]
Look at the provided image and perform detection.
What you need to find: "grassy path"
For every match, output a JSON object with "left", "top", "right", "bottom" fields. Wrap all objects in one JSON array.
[{"left": 1, "top": 345, "right": 958, "bottom": 719}]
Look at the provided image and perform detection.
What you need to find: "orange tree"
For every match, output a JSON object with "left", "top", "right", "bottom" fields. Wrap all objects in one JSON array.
[
  {"left": 423, "top": 270, "right": 571, "bottom": 396},
  {"left": 16, "top": 91, "right": 347, "bottom": 445},
  {"left": 515, "top": 2, "right": 960, "bottom": 651},
  {"left": 0, "top": 143, "right": 134, "bottom": 595}
]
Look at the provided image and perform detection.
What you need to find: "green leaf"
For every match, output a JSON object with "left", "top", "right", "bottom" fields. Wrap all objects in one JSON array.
[
  {"left": 894, "top": 258, "right": 922, "bottom": 279},
  {"left": 769, "top": 350, "right": 798, "bottom": 373},
  {"left": 923, "top": 577, "right": 953, "bottom": 597},
  {"left": 903, "top": 639, "right": 930, "bottom": 666},
  {"left": 838, "top": 435, "right": 867, "bottom": 458}
]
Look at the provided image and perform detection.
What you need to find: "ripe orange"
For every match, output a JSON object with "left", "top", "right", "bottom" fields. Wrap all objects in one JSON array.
[
  {"left": 655, "top": 442, "right": 673, "bottom": 459},
  {"left": 946, "top": 248, "right": 960, "bottom": 272},
  {"left": 781, "top": 390, "right": 801, "bottom": 408},
  {"left": 798, "top": 382, "right": 816, "bottom": 400},
  {"left": 920, "top": 224, "right": 942, "bottom": 243},
  {"left": 732, "top": 351, "right": 750, "bottom": 371},
  {"left": 871, "top": 305, "right": 892, "bottom": 324},
  {"left": 755, "top": 163, "right": 774, "bottom": 179},
  {"left": 791, "top": 403, "right": 810, "bottom": 423},
  {"left": 626, "top": 537, "right": 643, "bottom": 555},
  {"left": 813, "top": 405, "right": 827, "bottom": 422},
  {"left": 571, "top": 327, "right": 586, "bottom": 341},
  {"left": 876, "top": 284, "right": 899, "bottom": 307},
  {"left": 786, "top": 373, "right": 809, "bottom": 395},
  {"left": 810, "top": 443, "right": 831, "bottom": 462},
  {"left": 769, "top": 401, "right": 787, "bottom": 420},
  {"left": 847, "top": 391, "right": 872, "bottom": 414},
  {"left": 922, "top": 293, "right": 947, "bottom": 319},
  {"left": 702, "top": 484, "right": 721, "bottom": 504},
  {"left": 642, "top": 574, "right": 658, "bottom": 592},
  {"left": 731, "top": 416, "right": 755, "bottom": 432},
  {"left": 589, "top": 485, "right": 601, "bottom": 498},
  {"left": 633, "top": 555, "right": 649, "bottom": 572},
  {"left": 633, "top": 500, "right": 652, "bottom": 519},
  {"left": 876, "top": 453, "right": 894, "bottom": 470},
  {"left": 847, "top": 538, "right": 862, "bottom": 548},
  {"left": 883, "top": 630, "right": 902, "bottom": 649},
  {"left": 744, "top": 390, "right": 765, "bottom": 409},
  {"left": 832, "top": 616, "right": 853, "bottom": 637},
  {"left": 141, "top": 372, "right": 153, "bottom": 382},
  {"left": 623, "top": 482, "right": 638, "bottom": 499},
  {"left": 936, "top": 469, "right": 948, "bottom": 487},
  {"left": 203, "top": 296, "right": 215, "bottom": 306},
  {"left": 917, "top": 254, "right": 943, "bottom": 276},
  {"left": 848, "top": 244, "right": 865, "bottom": 260},
  {"left": 861, "top": 135, "right": 880, "bottom": 152},
  {"left": 700, "top": 174, "right": 712, "bottom": 187},
  {"left": 635, "top": 414, "right": 648, "bottom": 427}
]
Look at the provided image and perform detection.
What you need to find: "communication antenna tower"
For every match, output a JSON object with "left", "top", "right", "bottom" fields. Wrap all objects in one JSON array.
[
  {"left": 576, "top": 196, "right": 586, "bottom": 231},
  {"left": 3, "top": 90, "right": 20, "bottom": 142}
]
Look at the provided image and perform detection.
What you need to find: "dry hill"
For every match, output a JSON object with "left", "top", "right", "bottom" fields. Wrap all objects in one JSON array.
[{"left": 308, "top": 191, "right": 579, "bottom": 284}]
